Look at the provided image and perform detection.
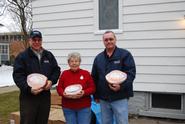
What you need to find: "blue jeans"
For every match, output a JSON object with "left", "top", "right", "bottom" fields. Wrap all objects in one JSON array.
[
  {"left": 62, "top": 107, "right": 91, "bottom": 124},
  {"left": 100, "top": 99, "right": 128, "bottom": 124}
]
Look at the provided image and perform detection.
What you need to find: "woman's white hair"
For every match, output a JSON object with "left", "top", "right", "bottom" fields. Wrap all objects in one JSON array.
[{"left": 67, "top": 52, "right": 81, "bottom": 62}]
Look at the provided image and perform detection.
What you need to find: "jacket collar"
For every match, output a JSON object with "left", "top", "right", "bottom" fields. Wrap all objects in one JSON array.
[
  {"left": 28, "top": 47, "right": 46, "bottom": 58},
  {"left": 104, "top": 46, "right": 117, "bottom": 58}
]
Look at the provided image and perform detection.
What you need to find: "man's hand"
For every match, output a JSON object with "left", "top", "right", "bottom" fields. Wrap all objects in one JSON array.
[
  {"left": 108, "top": 83, "right": 121, "bottom": 92},
  {"left": 44, "top": 80, "right": 52, "bottom": 90},
  {"left": 31, "top": 88, "right": 43, "bottom": 95}
]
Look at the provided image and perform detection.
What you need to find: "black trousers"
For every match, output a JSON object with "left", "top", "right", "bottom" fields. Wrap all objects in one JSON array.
[{"left": 19, "top": 92, "right": 51, "bottom": 124}]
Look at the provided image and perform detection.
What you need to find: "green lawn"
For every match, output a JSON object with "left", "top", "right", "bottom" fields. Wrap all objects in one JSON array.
[{"left": 0, "top": 91, "right": 19, "bottom": 124}]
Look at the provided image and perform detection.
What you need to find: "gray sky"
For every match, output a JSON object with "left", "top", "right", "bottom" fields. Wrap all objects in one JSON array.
[{"left": 0, "top": 0, "right": 19, "bottom": 33}]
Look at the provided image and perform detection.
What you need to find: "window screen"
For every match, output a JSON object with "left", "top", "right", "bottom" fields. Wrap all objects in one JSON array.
[
  {"left": 152, "top": 93, "right": 181, "bottom": 110},
  {"left": 99, "top": 0, "right": 118, "bottom": 30}
]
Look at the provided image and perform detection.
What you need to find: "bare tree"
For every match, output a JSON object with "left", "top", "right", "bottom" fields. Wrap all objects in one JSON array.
[
  {"left": 6, "top": 0, "right": 32, "bottom": 48},
  {"left": 0, "top": 0, "right": 6, "bottom": 16}
]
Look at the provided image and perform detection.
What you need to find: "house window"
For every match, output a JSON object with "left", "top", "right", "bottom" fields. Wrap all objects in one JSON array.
[
  {"left": 151, "top": 93, "right": 182, "bottom": 110},
  {"left": 0, "top": 44, "right": 9, "bottom": 63},
  {"left": 94, "top": 0, "right": 122, "bottom": 33},
  {"left": 99, "top": 0, "right": 118, "bottom": 30}
]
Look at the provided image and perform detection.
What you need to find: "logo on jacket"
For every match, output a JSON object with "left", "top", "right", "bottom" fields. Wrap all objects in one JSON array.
[
  {"left": 114, "top": 60, "right": 120, "bottom": 64},
  {"left": 80, "top": 75, "right": 84, "bottom": 80},
  {"left": 44, "top": 60, "right": 50, "bottom": 63}
]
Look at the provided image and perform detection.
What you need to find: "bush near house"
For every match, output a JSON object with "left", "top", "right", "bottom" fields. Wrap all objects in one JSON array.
[{"left": 9, "top": 41, "right": 25, "bottom": 64}]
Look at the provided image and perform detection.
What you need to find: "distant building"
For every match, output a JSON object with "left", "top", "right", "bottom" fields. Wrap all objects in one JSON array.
[{"left": 0, "top": 32, "right": 24, "bottom": 64}]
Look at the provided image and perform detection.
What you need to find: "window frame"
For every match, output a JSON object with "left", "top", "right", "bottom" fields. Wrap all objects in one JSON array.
[{"left": 94, "top": 0, "right": 123, "bottom": 34}]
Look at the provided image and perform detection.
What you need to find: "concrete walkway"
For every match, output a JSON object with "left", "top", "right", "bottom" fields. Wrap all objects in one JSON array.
[
  {"left": 0, "top": 86, "right": 185, "bottom": 124},
  {"left": 129, "top": 116, "right": 185, "bottom": 124}
]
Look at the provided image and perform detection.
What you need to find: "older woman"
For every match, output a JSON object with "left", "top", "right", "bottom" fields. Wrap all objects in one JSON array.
[{"left": 57, "top": 52, "right": 95, "bottom": 124}]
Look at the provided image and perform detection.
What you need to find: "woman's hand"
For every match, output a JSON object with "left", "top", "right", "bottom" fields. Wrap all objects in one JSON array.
[{"left": 63, "top": 90, "right": 84, "bottom": 99}]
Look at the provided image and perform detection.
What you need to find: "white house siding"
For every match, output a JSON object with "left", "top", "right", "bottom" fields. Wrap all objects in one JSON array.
[
  {"left": 32, "top": 0, "right": 185, "bottom": 119},
  {"left": 122, "top": 0, "right": 185, "bottom": 119},
  {"left": 32, "top": 0, "right": 102, "bottom": 71},
  {"left": 32, "top": 0, "right": 185, "bottom": 93},
  {"left": 123, "top": 0, "right": 185, "bottom": 94}
]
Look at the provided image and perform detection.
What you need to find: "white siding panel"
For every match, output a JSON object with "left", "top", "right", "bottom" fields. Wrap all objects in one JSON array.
[
  {"left": 47, "top": 49, "right": 102, "bottom": 57},
  {"left": 124, "top": 21, "right": 185, "bottom": 31},
  {"left": 137, "top": 65, "right": 185, "bottom": 75},
  {"left": 124, "top": 30, "right": 185, "bottom": 39},
  {"left": 32, "top": 0, "right": 92, "bottom": 7},
  {"left": 43, "top": 41, "right": 104, "bottom": 49},
  {"left": 42, "top": 34, "right": 101, "bottom": 42},
  {"left": 130, "top": 48, "right": 185, "bottom": 57},
  {"left": 123, "top": 11, "right": 185, "bottom": 23},
  {"left": 33, "top": 18, "right": 93, "bottom": 28},
  {"left": 117, "top": 39, "right": 185, "bottom": 48},
  {"left": 134, "top": 83, "right": 185, "bottom": 93},
  {"left": 124, "top": 2, "right": 185, "bottom": 14},
  {"left": 136, "top": 74, "right": 185, "bottom": 84},
  {"left": 57, "top": 56, "right": 94, "bottom": 65},
  {"left": 33, "top": 10, "right": 93, "bottom": 22},
  {"left": 33, "top": 2, "right": 93, "bottom": 14},
  {"left": 135, "top": 57, "right": 185, "bottom": 66},
  {"left": 58, "top": 64, "right": 92, "bottom": 72},
  {"left": 39, "top": 26, "right": 93, "bottom": 35},
  {"left": 124, "top": 0, "right": 184, "bottom": 6}
]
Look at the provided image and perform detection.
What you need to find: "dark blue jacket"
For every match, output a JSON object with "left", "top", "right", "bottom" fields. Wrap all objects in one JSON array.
[
  {"left": 13, "top": 47, "right": 61, "bottom": 95},
  {"left": 91, "top": 47, "right": 136, "bottom": 102}
]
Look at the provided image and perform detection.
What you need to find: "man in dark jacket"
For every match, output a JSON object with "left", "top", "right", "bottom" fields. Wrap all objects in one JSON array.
[
  {"left": 91, "top": 31, "right": 136, "bottom": 124},
  {"left": 13, "top": 30, "right": 61, "bottom": 124}
]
